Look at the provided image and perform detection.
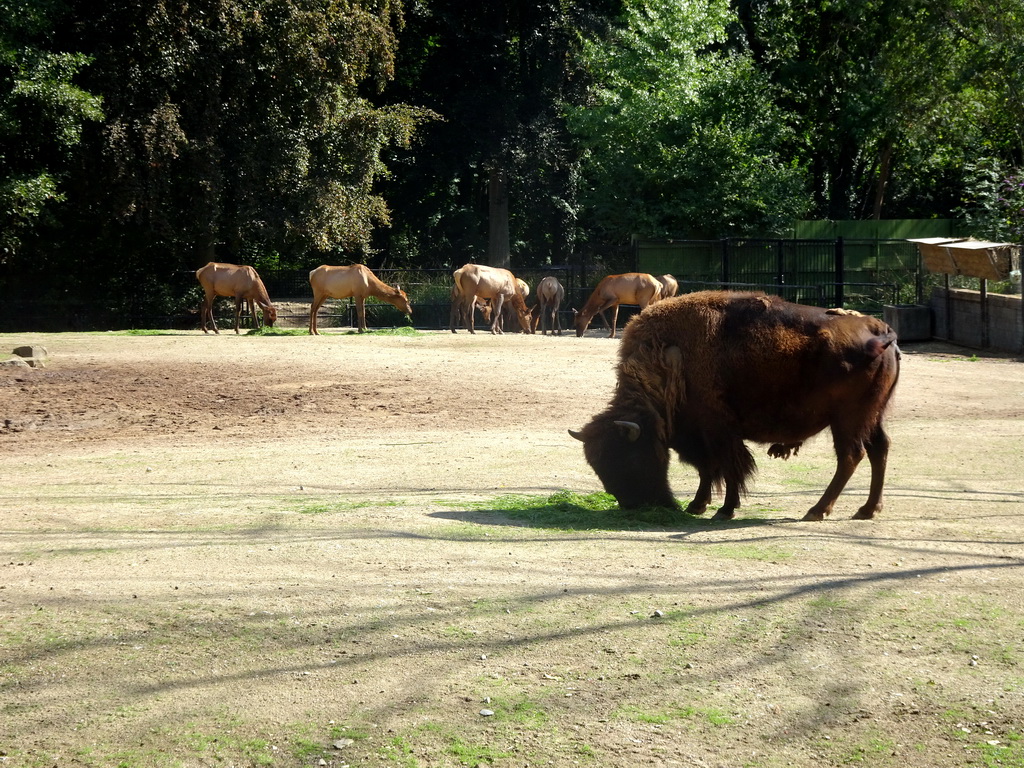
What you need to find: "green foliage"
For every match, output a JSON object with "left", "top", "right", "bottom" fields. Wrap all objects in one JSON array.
[
  {"left": 0, "top": 0, "right": 103, "bottom": 259},
  {"left": 69, "top": 0, "right": 434, "bottom": 262},
  {"left": 244, "top": 326, "right": 307, "bottom": 336},
  {"left": 568, "top": 0, "right": 811, "bottom": 240}
]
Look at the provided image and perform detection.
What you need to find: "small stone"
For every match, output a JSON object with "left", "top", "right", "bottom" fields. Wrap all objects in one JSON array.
[
  {"left": 651, "top": 610, "right": 665, "bottom": 618},
  {"left": 333, "top": 739, "right": 354, "bottom": 749},
  {"left": 479, "top": 709, "right": 494, "bottom": 717}
]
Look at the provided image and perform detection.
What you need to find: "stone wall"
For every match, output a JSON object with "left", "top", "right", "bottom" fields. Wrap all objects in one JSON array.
[{"left": 930, "top": 287, "right": 1024, "bottom": 353}]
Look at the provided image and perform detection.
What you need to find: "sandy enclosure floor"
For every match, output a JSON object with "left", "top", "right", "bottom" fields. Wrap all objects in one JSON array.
[{"left": 1, "top": 328, "right": 1023, "bottom": 768}]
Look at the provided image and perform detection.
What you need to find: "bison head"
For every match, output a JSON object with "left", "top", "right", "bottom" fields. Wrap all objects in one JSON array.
[{"left": 569, "top": 410, "right": 678, "bottom": 510}]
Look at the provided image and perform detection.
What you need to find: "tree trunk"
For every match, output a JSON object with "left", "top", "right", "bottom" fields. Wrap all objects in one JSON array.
[
  {"left": 872, "top": 140, "right": 894, "bottom": 220},
  {"left": 488, "top": 164, "right": 510, "bottom": 269}
]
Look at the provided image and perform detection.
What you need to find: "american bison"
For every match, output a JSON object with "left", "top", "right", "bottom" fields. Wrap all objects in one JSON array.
[{"left": 569, "top": 291, "right": 901, "bottom": 521}]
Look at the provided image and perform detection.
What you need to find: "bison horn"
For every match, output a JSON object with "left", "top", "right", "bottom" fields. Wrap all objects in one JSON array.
[
  {"left": 613, "top": 420, "right": 641, "bottom": 442},
  {"left": 568, "top": 429, "right": 585, "bottom": 442}
]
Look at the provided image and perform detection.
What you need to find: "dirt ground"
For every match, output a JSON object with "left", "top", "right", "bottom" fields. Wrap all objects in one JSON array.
[{"left": 1, "top": 326, "right": 1023, "bottom": 768}]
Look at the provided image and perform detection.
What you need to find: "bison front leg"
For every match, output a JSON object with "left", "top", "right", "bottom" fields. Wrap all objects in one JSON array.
[
  {"left": 711, "top": 481, "right": 742, "bottom": 521},
  {"left": 684, "top": 469, "right": 714, "bottom": 516}
]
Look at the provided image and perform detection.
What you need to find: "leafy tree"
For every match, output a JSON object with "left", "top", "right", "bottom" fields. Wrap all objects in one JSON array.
[
  {"left": 0, "top": 0, "right": 102, "bottom": 261},
  {"left": 567, "top": 0, "right": 810, "bottom": 241},
  {"left": 735, "top": 0, "right": 1024, "bottom": 222},
  {"left": 61, "top": 0, "right": 431, "bottom": 271},
  {"left": 377, "top": 0, "right": 621, "bottom": 268}
]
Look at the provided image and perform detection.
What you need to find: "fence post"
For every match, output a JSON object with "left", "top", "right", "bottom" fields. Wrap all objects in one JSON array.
[
  {"left": 835, "top": 236, "right": 845, "bottom": 307},
  {"left": 721, "top": 238, "right": 730, "bottom": 288},
  {"left": 775, "top": 239, "right": 785, "bottom": 287}
]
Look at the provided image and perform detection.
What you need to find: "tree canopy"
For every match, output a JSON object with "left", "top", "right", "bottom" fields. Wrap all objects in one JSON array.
[{"left": 1, "top": 0, "right": 1021, "bottom": 324}]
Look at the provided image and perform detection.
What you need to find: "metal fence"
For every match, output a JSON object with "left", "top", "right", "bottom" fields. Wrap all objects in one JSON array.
[
  {"left": 0, "top": 238, "right": 928, "bottom": 331},
  {"left": 635, "top": 237, "right": 920, "bottom": 313}
]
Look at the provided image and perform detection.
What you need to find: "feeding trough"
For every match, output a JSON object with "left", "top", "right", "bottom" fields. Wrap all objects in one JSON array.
[{"left": 909, "top": 237, "right": 1022, "bottom": 351}]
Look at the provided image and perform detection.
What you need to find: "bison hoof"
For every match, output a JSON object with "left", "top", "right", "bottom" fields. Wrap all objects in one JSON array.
[
  {"left": 801, "top": 509, "right": 826, "bottom": 522},
  {"left": 711, "top": 507, "right": 736, "bottom": 521},
  {"left": 852, "top": 506, "right": 878, "bottom": 520},
  {"left": 683, "top": 501, "right": 708, "bottom": 516}
]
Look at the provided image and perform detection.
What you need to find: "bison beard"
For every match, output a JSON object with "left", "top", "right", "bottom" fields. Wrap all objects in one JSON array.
[{"left": 570, "top": 291, "right": 901, "bottom": 521}]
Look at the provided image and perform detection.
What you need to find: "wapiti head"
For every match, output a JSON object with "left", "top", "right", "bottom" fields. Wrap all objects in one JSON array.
[{"left": 394, "top": 285, "right": 413, "bottom": 316}]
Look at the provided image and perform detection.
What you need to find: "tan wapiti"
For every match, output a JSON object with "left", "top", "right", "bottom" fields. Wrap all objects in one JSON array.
[
  {"left": 448, "top": 278, "right": 492, "bottom": 332},
  {"left": 451, "top": 263, "right": 533, "bottom": 335},
  {"left": 573, "top": 272, "right": 662, "bottom": 338},
  {"left": 196, "top": 262, "right": 278, "bottom": 334},
  {"left": 532, "top": 275, "right": 565, "bottom": 335},
  {"left": 308, "top": 264, "right": 412, "bottom": 335},
  {"left": 656, "top": 274, "right": 679, "bottom": 299}
]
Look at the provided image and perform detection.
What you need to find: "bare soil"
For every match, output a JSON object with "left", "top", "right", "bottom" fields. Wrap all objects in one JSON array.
[{"left": 1, "top": 328, "right": 1023, "bottom": 768}]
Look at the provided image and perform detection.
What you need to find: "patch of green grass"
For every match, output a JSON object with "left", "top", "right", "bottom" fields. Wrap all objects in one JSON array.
[
  {"left": 808, "top": 594, "right": 850, "bottom": 611},
  {"left": 841, "top": 736, "right": 897, "bottom": 763},
  {"left": 345, "top": 326, "right": 420, "bottom": 336},
  {"left": 505, "top": 698, "right": 549, "bottom": 727},
  {"left": 377, "top": 735, "right": 418, "bottom": 767},
  {"left": 462, "top": 490, "right": 726, "bottom": 530},
  {"left": 442, "top": 625, "right": 477, "bottom": 640},
  {"left": 245, "top": 325, "right": 308, "bottom": 336},
  {"left": 293, "top": 499, "right": 403, "bottom": 514},
  {"left": 447, "top": 736, "right": 512, "bottom": 764},
  {"left": 431, "top": 522, "right": 501, "bottom": 540},
  {"left": 703, "top": 543, "right": 793, "bottom": 562},
  {"left": 974, "top": 730, "right": 1024, "bottom": 768},
  {"left": 118, "top": 329, "right": 188, "bottom": 336},
  {"left": 616, "top": 704, "right": 734, "bottom": 727}
]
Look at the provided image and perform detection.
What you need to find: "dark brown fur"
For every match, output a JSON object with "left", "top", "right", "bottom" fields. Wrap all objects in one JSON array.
[{"left": 570, "top": 291, "right": 901, "bottom": 521}]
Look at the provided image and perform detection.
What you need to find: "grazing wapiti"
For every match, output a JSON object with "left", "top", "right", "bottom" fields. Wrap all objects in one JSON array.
[
  {"left": 196, "top": 262, "right": 278, "bottom": 334},
  {"left": 308, "top": 264, "right": 412, "bottom": 335},
  {"left": 452, "top": 263, "right": 533, "bottom": 334},
  {"left": 574, "top": 272, "right": 662, "bottom": 338},
  {"left": 533, "top": 275, "right": 565, "bottom": 335},
  {"left": 448, "top": 281, "right": 492, "bottom": 332},
  {"left": 657, "top": 274, "right": 679, "bottom": 300},
  {"left": 569, "top": 291, "right": 901, "bottom": 521}
]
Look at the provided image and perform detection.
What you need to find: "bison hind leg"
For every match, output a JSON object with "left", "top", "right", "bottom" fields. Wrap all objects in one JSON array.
[{"left": 851, "top": 505, "right": 878, "bottom": 520}]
